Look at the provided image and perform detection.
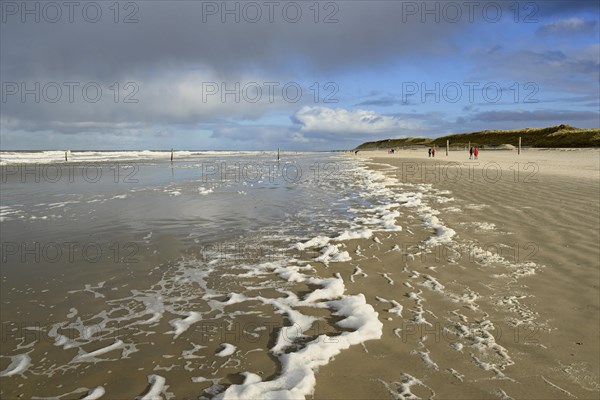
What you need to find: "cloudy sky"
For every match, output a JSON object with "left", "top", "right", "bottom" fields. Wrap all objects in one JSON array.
[{"left": 1, "top": 0, "right": 598, "bottom": 150}]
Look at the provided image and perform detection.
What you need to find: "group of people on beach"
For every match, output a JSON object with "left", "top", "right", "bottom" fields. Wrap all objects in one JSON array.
[
  {"left": 426, "top": 146, "right": 479, "bottom": 159},
  {"left": 469, "top": 146, "right": 479, "bottom": 160}
]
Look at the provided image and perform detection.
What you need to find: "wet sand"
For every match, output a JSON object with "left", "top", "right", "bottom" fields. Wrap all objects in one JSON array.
[
  {"left": 313, "top": 148, "right": 600, "bottom": 399},
  {"left": 1, "top": 149, "right": 598, "bottom": 399}
]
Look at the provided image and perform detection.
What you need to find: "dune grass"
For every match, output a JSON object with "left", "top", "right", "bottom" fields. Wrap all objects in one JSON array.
[{"left": 355, "top": 125, "right": 600, "bottom": 150}]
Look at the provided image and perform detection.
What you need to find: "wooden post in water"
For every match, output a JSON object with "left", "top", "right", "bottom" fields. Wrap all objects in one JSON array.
[
  {"left": 518, "top": 137, "right": 521, "bottom": 155},
  {"left": 277, "top": 147, "right": 280, "bottom": 161},
  {"left": 446, "top": 140, "right": 449, "bottom": 156},
  {"left": 65, "top": 151, "right": 68, "bottom": 162},
  {"left": 170, "top": 148, "right": 174, "bottom": 162}
]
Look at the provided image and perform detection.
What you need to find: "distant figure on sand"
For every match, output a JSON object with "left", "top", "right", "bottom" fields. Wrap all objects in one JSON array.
[
  {"left": 474, "top": 147, "right": 479, "bottom": 160},
  {"left": 432, "top": 148, "right": 436, "bottom": 157},
  {"left": 428, "top": 148, "right": 432, "bottom": 157},
  {"left": 355, "top": 150, "right": 359, "bottom": 155},
  {"left": 469, "top": 146, "right": 474, "bottom": 159}
]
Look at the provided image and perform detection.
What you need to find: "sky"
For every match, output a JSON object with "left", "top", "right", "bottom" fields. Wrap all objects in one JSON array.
[{"left": 1, "top": 0, "right": 599, "bottom": 150}]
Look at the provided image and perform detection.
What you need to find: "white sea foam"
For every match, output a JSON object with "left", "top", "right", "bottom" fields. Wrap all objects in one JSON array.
[
  {"left": 199, "top": 247, "right": 383, "bottom": 399},
  {"left": 216, "top": 294, "right": 382, "bottom": 400},
  {"left": 350, "top": 265, "right": 368, "bottom": 282},
  {"left": 0, "top": 353, "right": 31, "bottom": 377},
  {"left": 420, "top": 275, "right": 445, "bottom": 292},
  {"left": 417, "top": 350, "right": 439, "bottom": 370},
  {"left": 494, "top": 388, "right": 514, "bottom": 400},
  {"left": 314, "top": 244, "right": 351, "bottom": 265},
  {"left": 448, "top": 368, "right": 465, "bottom": 382},
  {"left": 449, "top": 319, "right": 514, "bottom": 379},
  {"left": 169, "top": 312, "right": 203, "bottom": 338},
  {"left": 380, "top": 373, "right": 435, "bottom": 400},
  {"left": 0, "top": 206, "right": 25, "bottom": 222},
  {"left": 335, "top": 229, "right": 373, "bottom": 241},
  {"left": 292, "top": 235, "right": 331, "bottom": 251},
  {"left": 472, "top": 222, "right": 496, "bottom": 230},
  {"left": 0, "top": 150, "right": 231, "bottom": 165},
  {"left": 422, "top": 214, "right": 456, "bottom": 247},
  {"left": 381, "top": 273, "right": 395, "bottom": 285},
  {"left": 72, "top": 340, "right": 125, "bottom": 362},
  {"left": 140, "top": 374, "right": 167, "bottom": 400},
  {"left": 216, "top": 344, "right": 237, "bottom": 357},
  {"left": 376, "top": 297, "right": 403, "bottom": 317},
  {"left": 451, "top": 342, "right": 464, "bottom": 352},
  {"left": 81, "top": 387, "right": 105, "bottom": 400}
]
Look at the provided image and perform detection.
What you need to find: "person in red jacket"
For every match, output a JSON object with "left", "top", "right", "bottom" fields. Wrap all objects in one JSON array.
[
  {"left": 474, "top": 147, "right": 479, "bottom": 160},
  {"left": 432, "top": 148, "right": 436, "bottom": 157}
]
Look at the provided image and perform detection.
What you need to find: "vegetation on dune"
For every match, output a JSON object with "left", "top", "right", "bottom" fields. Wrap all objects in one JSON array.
[
  {"left": 354, "top": 137, "right": 433, "bottom": 150},
  {"left": 354, "top": 125, "right": 600, "bottom": 150}
]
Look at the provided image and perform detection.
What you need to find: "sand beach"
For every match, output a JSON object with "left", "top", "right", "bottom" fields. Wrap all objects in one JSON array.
[{"left": 313, "top": 148, "right": 600, "bottom": 399}]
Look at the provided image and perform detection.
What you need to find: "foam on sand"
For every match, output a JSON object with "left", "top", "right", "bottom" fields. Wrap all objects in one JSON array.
[
  {"left": 72, "top": 340, "right": 125, "bottom": 362},
  {"left": 216, "top": 344, "right": 237, "bottom": 357},
  {"left": 0, "top": 353, "right": 32, "bottom": 377},
  {"left": 216, "top": 294, "right": 382, "bottom": 400},
  {"left": 81, "top": 387, "right": 106, "bottom": 400},
  {"left": 375, "top": 296, "right": 403, "bottom": 317},
  {"left": 417, "top": 350, "right": 439, "bottom": 371},
  {"left": 350, "top": 265, "right": 368, "bottom": 282},
  {"left": 168, "top": 312, "right": 203, "bottom": 338},
  {"left": 379, "top": 373, "right": 436, "bottom": 400},
  {"left": 203, "top": 253, "right": 383, "bottom": 399},
  {"left": 198, "top": 187, "right": 213, "bottom": 195},
  {"left": 140, "top": 374, "right": 168, "bottom": 400},
  {"left": 314, "top": 244, "right": 352, "bottom": 265}
]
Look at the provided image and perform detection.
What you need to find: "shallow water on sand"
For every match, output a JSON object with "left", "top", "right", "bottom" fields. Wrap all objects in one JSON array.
[{"left": 0, "top": 153, "right": 408, "bottom": 398}]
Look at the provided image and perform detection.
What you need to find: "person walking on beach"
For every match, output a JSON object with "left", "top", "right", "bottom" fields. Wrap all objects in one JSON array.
[
  {"left": 432, "top": 148, "right": 436, "bottom": 157},
  {"left": 428, "top": 148, "right": 432, "bottom": 157},
  {"left": 474, "top": 147, "right": 479, "bottom": 160},
  {"left": 469, "top": 147, "right": 474, "bottom": 159}
]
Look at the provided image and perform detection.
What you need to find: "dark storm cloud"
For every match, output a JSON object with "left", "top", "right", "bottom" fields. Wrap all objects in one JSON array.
[
  {"left": 2, "top": 0, "right": 597, "bottom": 82},
  {"left": 0, "top": 1, "right": 465, "bottom": 81}
]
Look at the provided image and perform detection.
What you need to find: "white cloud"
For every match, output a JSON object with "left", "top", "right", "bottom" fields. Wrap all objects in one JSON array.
[
  {"left": 538, "top": 17, "right": 598, "bottom": 35},
  {"left": 294, "top": 106, "right": 421, "bottom": 136},
  {"left": 0, "top": 70, "right": 307, "bottom": 135}
]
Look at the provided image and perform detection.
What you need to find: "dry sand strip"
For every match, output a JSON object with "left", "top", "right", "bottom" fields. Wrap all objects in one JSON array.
[{"left": 312, "top": 149, "right": 599, "bottom": 399}]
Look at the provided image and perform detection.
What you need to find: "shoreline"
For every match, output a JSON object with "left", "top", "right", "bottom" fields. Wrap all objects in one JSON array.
[{"left": 313, "top": 149, "right": 599, "bottom": 398}]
